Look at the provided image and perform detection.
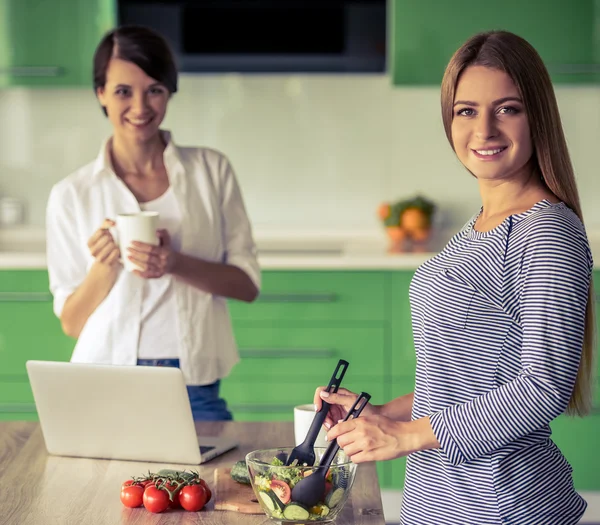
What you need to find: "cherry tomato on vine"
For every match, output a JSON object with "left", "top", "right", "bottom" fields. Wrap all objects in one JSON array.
[
  {"left": 179, "top": 484, "right": 208, "bottom": 512},
  {"left": 143, "top": 485, "right": 170, "bottom": 513},
  {"left": 199, "top": 479, "right": 212, "bottom": 503},
  {"left": 120, "top": 485, "right": 144, "bottom": 508}
]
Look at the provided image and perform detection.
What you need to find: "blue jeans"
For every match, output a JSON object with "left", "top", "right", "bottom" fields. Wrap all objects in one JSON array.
[{"left": 136, "top": 359, "right": 233, "bottom": 421}]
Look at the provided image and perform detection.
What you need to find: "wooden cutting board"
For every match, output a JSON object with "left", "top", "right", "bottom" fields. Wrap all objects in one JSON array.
[{"left": 213, "top": 467, "right": 264, "bottom": 514}]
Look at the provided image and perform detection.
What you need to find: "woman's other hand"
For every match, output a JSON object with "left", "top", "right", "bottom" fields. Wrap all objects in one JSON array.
[
  {"left": 87, "top": 219, "right": 120, "bottom": 267},
  {"left": 313, "top": 387, "right": 379, "bottom": 430},
  {"left": 127, "top": 229, "right": 177, "bottom": 279}
]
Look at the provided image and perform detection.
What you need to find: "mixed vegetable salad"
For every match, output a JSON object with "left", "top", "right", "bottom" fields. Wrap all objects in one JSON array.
[{"left": 247, "top": 454, "right": 349, "bottom": 521}]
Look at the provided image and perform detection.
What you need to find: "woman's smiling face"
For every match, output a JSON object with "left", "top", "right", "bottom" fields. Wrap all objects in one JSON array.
[
  {"left": 451, "top": 65, "right": 533, "bottom": 184},
  {"left": 96, "top": 57, "right": 170, "bottom": 143}
]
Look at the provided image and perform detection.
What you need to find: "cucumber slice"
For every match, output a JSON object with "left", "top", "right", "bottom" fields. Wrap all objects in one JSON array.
[
  {"left": 325, "top": 487, "right": 345, "bottom": 508},
  {"left": 259, "top": 490, "right": 284, "bottom": 513},
  {"left": 283, "top": 503, "right": 310, "bottom": 520}
]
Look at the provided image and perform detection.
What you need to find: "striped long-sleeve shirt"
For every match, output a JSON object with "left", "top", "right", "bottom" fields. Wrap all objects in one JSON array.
[{"left": 400, "top": 200, "right": 593, "bottom": 525}]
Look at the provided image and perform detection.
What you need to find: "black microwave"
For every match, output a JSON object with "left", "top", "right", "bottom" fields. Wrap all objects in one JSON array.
[{"left": 118, "top": 0, "right": 387, "bottom": 73}]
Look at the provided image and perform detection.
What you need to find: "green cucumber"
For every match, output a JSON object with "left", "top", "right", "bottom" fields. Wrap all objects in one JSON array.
[
  {"left": 283, "top": 502, "right": 310, "bottom": 520},
  {"left": 325, "top": 487, "right": 345, "bottom": 508},
  {"left": 230, "top": 460, "right": 251, "bottom": 485},
  {"left": 259, "top": 490, "right": 285, "bottom": 512},
  {"left": 156, "top": 469, "right": 196, "bottom": 482}
]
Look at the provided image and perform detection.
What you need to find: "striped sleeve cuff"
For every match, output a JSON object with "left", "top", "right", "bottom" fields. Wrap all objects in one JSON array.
[{"left": 429, "top": 411, "right": 467, "bottom": 466}]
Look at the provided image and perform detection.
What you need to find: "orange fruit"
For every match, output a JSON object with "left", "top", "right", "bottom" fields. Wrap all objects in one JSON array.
[
  {"left": 411, "top": 228, "right": 430, "bottom": 242},
  {"left": 386, "top": 226, "right": 406, "bottom": 241},
  {"left": 400, "top": 207, "right": 430, "bottom": 232},
  {"left": 377, "top": 203, "right": 391, "bottom": 220}
]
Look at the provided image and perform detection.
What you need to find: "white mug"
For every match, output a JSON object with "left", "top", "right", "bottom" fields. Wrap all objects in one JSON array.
[
  {"left": 294, "top": 404, "right": 328, "bottom": 449},
  {"left": 114, "top": 212, "right": 159, "bottom": 272}
]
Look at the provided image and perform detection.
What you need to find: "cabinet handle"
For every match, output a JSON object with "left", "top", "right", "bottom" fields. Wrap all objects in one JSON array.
[
  {"left": 0, "top": 292, "right": 52, "bottom": 302},
  {"left": 258, "top": 293, "right": 337, "bottom": 303},
  {"left": 0, "top": 66, "right": 63, "bottom": 77},
  {"left": 0, "top": 403, "right": 36, "bottom": 413},
  {"left": 239, "top": 348, "right": 335, "bottom": 358},
  {"left": 548, "top": 64, "right": 600, "bottom": 75},
  {"left": 230, "top": 404, "right": 295, "bottom": 413}
]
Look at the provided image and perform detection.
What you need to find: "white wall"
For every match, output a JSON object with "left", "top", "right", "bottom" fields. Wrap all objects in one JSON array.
[{"left": 0, "top": 75, "right": 598, "bottom": 231}]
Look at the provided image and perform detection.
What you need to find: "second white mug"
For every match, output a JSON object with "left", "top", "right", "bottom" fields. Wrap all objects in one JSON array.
[
  {"left": 294, "top": 403, "right": 328, "bottom": 449},
  {"left": 114, "top": 212, "right": 159, "bottom": 272}
]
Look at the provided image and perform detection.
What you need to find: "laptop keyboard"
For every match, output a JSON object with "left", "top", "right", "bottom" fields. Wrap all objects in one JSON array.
[{"left": 199, "top": 445, "right": 216, "bottom": 454}]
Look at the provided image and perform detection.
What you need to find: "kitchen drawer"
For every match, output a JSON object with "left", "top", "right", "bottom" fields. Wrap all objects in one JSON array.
[
  {"left": 228, "top": 271, "right": 387, "bottom": 322},
  {"left": 0, "top": 270, "right": 51, "bottom": 295},
  {"left": 390, "top": 271, "right": 416, "bottom": 376},
  {"left": 551, "top": 414, "right": 600, "bottom": 490},
  {"left": 0, "top": 302, "right": 73, "bottom": 375},
  {"left": 230, "top": 325, "right": 385, "bottom": 379},
  {"left": 0, "top": 412, "right": 38, "bottom": 421},
  {"left": 0, "top": 381, "right": 36, "bottom": 411},
  {"left": 222, "top": 380, "right": 386, "bottom": 419}
]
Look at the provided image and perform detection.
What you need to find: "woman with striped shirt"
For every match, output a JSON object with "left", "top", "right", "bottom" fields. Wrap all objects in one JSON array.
[{"left": 315, "top": 31, "right": 595, "bottom": 524}]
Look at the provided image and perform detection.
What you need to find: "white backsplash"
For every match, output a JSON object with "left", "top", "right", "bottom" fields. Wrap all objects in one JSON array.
[{"left": 0, "top": 75, "right": 598, "bottom": 231}]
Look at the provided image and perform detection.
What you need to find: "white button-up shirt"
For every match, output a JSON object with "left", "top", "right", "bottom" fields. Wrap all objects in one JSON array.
[{"left": 46, "top": 131, "right": 261, "bottom": 385}]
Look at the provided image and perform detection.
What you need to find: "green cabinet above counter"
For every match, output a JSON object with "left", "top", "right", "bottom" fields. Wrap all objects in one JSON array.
[
  {"left": 390, "top": 0, "right": 600, "bottom": 85},
  {"left": 0, "top": 0, "right": 116, "bottom": 88}
]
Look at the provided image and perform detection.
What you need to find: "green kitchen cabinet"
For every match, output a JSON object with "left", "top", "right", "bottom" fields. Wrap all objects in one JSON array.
[
  {"left": 225, "top": 270, "right": 394, "bottom": 490},
  {"left": 0, "top": 271, "right": 74, "bottom": 420},
  {"left": 390, "top": 271, "right": 416, "bottom": 376},
  {"left": 228, "top": 271, "right": 387, "bottom": 322},
  {"left": 390, "top": 0, "right": 600, "bottom": 85},
  {"left": 228, "top": 325, "right": 386, "bottom": 381},
  {"left": 0, "top": 0, "right": 116, "bottom": 87},
  {"left": 551, "top": 414, "right": 600, "bottom": 490}
]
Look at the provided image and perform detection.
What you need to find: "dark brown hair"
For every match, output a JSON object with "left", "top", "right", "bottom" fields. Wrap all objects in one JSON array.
[
  {"left": 441, "top": 30, "right": 595, "bottom": 416},
  {"left": 93, "top": 25, "right": 178, "bottom": 115}
]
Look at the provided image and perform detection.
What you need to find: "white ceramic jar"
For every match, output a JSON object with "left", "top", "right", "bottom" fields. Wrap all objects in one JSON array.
[{"left": 0, "top": 198, "right": 24, "bottom": 226}]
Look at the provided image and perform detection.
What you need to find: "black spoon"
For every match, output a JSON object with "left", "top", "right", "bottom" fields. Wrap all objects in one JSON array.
[
  {"left": 285, "top": 359, "right": 349, "bottom": 466},
  {"left": 290, "top": 391, "right": 371, "bottom": 508}
]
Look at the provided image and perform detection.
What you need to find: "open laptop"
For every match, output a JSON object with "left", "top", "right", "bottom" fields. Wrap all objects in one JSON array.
[{"left": 26, "top": 360, "right": 238, "bottom": 464}]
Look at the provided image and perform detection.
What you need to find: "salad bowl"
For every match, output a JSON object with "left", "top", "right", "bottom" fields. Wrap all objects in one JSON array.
[{"left": 246, "top": 447, "right": 357, "bottom": 523}]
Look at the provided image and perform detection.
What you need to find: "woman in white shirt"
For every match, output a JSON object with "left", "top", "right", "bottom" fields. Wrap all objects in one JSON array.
[{"left": 46, "top": 25, "right": 261, "bottom": 420}]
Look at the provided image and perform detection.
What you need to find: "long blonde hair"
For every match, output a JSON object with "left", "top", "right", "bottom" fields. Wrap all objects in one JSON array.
[{"left": 440, "top": 31, "right": 596, "bottom": 416}]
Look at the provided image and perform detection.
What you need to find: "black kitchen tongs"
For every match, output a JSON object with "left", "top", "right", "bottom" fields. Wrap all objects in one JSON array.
[{"left": 285, "top": 359, "right": 349, "bottom": 466}]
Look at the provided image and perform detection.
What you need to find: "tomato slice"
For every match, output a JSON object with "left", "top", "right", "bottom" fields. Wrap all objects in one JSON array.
[{"left": 270, "top": 479, "right": 291, "bottom": 504}]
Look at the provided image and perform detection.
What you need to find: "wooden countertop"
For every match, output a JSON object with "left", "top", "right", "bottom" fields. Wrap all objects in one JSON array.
[{"left": 0, "top": 421, "right": 385, "bottom": 525}]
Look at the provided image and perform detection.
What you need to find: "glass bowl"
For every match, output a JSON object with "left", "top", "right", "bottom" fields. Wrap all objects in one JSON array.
[{"left": 245, "top": 447, "right": 357, "bottom": 523}]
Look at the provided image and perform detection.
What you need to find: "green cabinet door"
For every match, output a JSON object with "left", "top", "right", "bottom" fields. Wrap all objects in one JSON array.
[
  {"left": 1, "top": 0, "right": 115, "bottom": 87},
  {"left": 0, "top": 271, "right": 75, "bottom": 420},
  {"left": 551, "top": 414, "right": 600, "bottom": 490},
  {"left": 229, "top": 325, "right": 386, "bottom": 381},
  {"left": 390, "top": 271, "right": 416, "bottom": 377},
  {"left": 229, "top": 271, "right": 387, "bottom": 322},
  {"left": 391, "top": 0, "right": 600, "bottom": 85}
]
